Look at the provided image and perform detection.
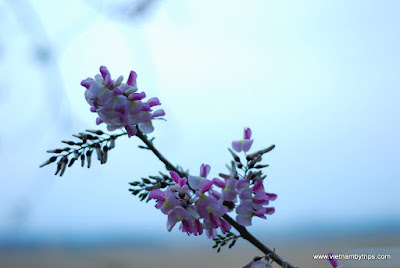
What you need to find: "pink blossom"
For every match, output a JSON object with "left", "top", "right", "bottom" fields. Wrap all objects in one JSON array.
[
  {"left": 81, "top": 66, "right": 164, "bottom": 137},
  {"left": 200, "top": 164, "right": 211, "bottom": 177},
  {"left": 194, "top": 193, "right": 230, "bottom": 238},
  {"left": 212, "top": 177, "right": 238, "bottom": 201},
  {"left": 167, "top": 206, "right": 198, "bottom": 232},
  {"left": 169, "top": 171, "right": 190, "bottom": 194},
  {"left": 149, "top": 188, "right": 180, "bottom": 215},
  {"left": 235, "top": 178, "right": 276, "bottom": 226},
  {"left": 232, "top": 127, "right": 254, "bottom": 152},
  {"left": 188, "top": 163, "right": 213, "bottom": 191}
]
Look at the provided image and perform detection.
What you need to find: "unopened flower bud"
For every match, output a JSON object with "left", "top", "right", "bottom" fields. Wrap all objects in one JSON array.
[
  {"left": 260, "top": 144, "right": 275, "bottom": 154},
  {"left": 254, "top": 164, "right": 269, "bottom": 169},
  {"left": 39, "top": 156, "right": 58, "bottom": 168},
  {"left": 228, "top": 148, "right": 241, "bottom": 163},
  {"left": 227, "top": 161, "right": 237, "bottom": 176},
  {"left": 95, "top": 144, "right": 102, "bottom": 161},
  {"left": 86, "top": 150, "right": 92, "bottom": 168},
  {"left": 62, "top": 140, "right": 75, "bottom": 145},
  {"left": 68, "top": 158, "right": 75, "bottom": 167},
  {"left": 246, "top": 145, "right": 275, "bottom": 161},
  {"left": 59, "top": 157, "right": 68, "bottom": 177},
  {"left": 109, "top": 136, "right": 115, "bottom": 149},
  {"left": 54, "top": 160, "right": 62, "bottom": 175},
  {"left": 73, "top": 150, "right": 79, "bottom": 160},
  {"left": 102, "top": 146, "right": 108, "bottom": 164},
  {"left": 248, "top": 155, "right": 262, "bottom": 168},
  {"left": 47, "top": 149, "right": 63, "bottom": 154},
  {"left": 218, "top": 173, "right": 230, "bottom": 180},
  {"left": 145, "top": 182, "right": 163, "bottom": 191},
  {"left": 86, "top": 129, "right": 104, "bottom": 135},
  {"left": 80, "top": 154, "right": 85, "bottom": 167}
]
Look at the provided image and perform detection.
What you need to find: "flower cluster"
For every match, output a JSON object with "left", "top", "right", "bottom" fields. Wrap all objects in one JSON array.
[
  {"left": 149, "top": 165, "right": 231, "bottom": 239},
  {"left": 149, "top": 128, "right": 277, "bottom": 238},
  {"left": 233, "top": 177, "right": 276, "bottom": 226},
  {"left": 81, "top": 66, "right": 165, "bottom": 137}
]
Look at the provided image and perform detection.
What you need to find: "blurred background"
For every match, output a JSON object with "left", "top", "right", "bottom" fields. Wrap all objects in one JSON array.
[{"left": 0, "top": 0, "right": 399, "bottom": 267}]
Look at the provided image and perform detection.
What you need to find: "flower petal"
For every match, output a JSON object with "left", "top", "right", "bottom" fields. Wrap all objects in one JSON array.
[{"left": 232, "top": 140, "right": 243, "bottom": 152}]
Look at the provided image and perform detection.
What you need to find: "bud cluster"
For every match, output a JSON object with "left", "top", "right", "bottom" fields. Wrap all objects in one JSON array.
[{"left": 39, "top": 130, "right": 124, "bottom": 176}]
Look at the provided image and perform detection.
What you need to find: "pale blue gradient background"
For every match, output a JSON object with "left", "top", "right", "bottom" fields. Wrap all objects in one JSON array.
[{"left": 0, "top": 0, "right": 399, "bottom": 245}]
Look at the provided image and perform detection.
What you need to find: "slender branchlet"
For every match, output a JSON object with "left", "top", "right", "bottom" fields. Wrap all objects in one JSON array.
[
  {"left": 129, "top": 173, "right": 173, "bottom": 202},
  {"left": 39, "top": 129, "right": 127, "bottom": 176},
  {"left": 212, "top": 231, "right": 241, "bottom": 252}
]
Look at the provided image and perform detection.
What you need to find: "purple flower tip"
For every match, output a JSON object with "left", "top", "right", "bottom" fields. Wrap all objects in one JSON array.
[
  {"left": 170, "top": 171, "right": 181, "bottom": 183},
  {"left": 244, "top": 127, "right": 252, "bottom": 139},
  {"left": 81, "top": 78, "right": 93, "bottom": 89},
  {"left": 201, "top": 180, "right": 213, "bottom": 193},
  {"left": 96, "top": 117, "right": 103, "bottom": 125},
  {"left": 152, "top": 109, "right": 165, "bottom": 118},
  {"left": 147, "top": 97, "right": 160, "bottom": 107},
  {"left": 200, "top": 164, "right": 211, "bottom": 177},
  {"left": 99, "top": 66, "right": 110, "bottom": 79},
  {"left": 127, "top": 70, "right": 137, "bottom": 86}
]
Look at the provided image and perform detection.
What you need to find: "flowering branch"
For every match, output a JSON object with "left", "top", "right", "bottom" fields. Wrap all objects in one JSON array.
[
  {"left": 134, "top": 128, "right": 296, "bottom": 268},
  {"left": 40, "top": 66, "right": 299, "bottom": 268}
]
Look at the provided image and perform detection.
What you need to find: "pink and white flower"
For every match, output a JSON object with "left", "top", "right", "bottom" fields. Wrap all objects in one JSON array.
[
  {"left": 232, "top": 127, "right": 254, "bottom": 152},
  {"left": 81, "top": 66, "right": 165, "bottom": 137}
]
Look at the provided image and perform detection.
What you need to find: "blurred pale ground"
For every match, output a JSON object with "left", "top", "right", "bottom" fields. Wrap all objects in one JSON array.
[
  {"left": 1, "top": 0, "right": 399, "bottom": 267},
  {"left": 1, "top": 234, "right": 399, "bottom": 268}
]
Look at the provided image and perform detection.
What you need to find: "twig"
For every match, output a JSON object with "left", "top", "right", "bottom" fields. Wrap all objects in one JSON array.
[
  {"left": 135, "top": 129, "right": 186, "bottom": 178},
  {"left": 223, "top": 214, "right": 295, "bottom": 268}
]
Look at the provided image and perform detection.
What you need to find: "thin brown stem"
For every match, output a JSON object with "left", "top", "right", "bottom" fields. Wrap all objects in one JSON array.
[
  {"left": 135, "top": 129, "right": 185, "bottom": 178},
  {"left": 223, "top": 214, "right": 295, "bottom": 268},
  {"left": 135, "top": 129, "right": 296, "bottom": 268}
]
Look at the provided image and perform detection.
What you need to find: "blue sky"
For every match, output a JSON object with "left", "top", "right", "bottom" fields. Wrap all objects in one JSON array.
[{"left": 1, "top": 0, "right": 399, "bottom": 240}]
